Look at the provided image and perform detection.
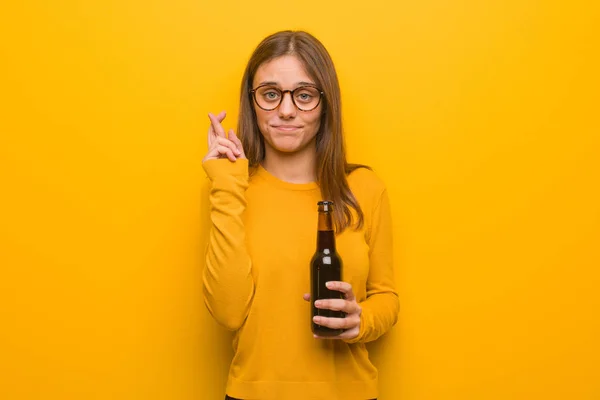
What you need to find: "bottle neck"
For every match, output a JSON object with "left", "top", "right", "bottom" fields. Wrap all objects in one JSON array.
[{"left": 317, "top": 212, "right": 335, "bottom": 251}]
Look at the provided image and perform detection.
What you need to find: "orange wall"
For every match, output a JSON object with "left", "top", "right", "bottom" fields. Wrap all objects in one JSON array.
[{"left": 1, "top": 1, "right": 599, "bottom": 399}]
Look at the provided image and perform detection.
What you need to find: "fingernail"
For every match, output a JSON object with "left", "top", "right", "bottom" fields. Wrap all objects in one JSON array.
[
  {"left": 313, "top": 316, "right": 320, "bottom": 323},
  {"left": 326, "top": 282, "right": 333, "bottom": 288},
  {"left": 314, "top": 301, "right": 322, "bottom": 307}
]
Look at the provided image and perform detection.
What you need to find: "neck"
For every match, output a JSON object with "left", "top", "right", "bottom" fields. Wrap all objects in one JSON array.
[
  {"left": 317, "top": 230, "right": 335, "bottom": 251},
  {"left": 262, "top": 141, "right": 317, "bottom": 184}
]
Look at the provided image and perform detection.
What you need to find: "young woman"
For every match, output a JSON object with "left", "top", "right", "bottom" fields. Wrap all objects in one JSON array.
[{"left": 202, "top": 30, "right": 399, "bottom": 400}]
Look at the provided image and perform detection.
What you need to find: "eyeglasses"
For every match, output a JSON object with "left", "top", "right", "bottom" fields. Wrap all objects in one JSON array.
[{"left": 250, "top": 84, "right": 324, "bottom": 112}]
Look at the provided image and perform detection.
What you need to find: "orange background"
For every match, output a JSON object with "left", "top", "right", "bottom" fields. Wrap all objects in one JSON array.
[{"left": 1, "top": 0, "right": 599, "bottom": 399}]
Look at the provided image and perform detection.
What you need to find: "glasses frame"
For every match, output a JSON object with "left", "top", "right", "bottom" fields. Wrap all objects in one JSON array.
[{"left": 249, "top": 84, "right": 324, "bottom": 112}]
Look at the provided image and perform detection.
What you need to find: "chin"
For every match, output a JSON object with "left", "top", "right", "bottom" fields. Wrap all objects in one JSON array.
[
  {"left": 272, "top": 144, "right": 302, "bottom": 154},
  {"left": 270, "top": 137, "right": 305, "bottom": 154}
]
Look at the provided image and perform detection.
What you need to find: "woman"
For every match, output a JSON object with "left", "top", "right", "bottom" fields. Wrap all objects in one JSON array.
[{"left": 202, "top": 30, "right": 399, "bottom": 400}]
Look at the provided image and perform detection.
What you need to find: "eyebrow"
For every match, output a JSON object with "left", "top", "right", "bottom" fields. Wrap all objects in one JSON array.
[{"left": 256, "top": 80, "right": 317, "bottom": 87}]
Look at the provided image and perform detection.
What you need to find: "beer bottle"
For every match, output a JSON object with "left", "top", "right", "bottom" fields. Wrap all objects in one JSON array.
[{"left": 310, "top": 201, "right": 345, "bottom": 336}]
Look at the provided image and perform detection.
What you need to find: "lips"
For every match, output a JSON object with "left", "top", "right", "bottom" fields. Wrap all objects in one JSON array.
[{"left": 272, "top": 125, "right": 302, "bottom": 131}]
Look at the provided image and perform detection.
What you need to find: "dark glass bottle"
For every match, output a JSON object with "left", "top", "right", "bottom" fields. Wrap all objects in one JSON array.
[{"left": 310, "top": 201, "right": 345, "bottom": 336}]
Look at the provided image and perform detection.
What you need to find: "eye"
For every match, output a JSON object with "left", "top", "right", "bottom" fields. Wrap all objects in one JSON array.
[
  {"left": 265, "top": 91, "right": 279, "bottom": 100},
  {"left": 298, "top": 93, "right": 312, "bottom": 101},
  {"left": 295, "top": 88, "right": 319, "bottom": 103},
  {"left": 257, "top": 87, "right": 281, "bottom": 102}
]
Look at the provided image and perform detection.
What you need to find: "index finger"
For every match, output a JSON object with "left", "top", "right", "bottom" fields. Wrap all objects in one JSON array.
[
  {"left": 208, "top": 112, "right": 227, "bottom": 138},
  {"left": 326, "top": 281, "right": 355, "bottom": 301}
]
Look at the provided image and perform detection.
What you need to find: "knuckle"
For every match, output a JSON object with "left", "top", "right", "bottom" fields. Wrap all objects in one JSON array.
[
  {"left": 330, "top": 318, "right": 342, "bottom": 328},
  {"left": 346, "top": 317, "right": 356, "bottom": 329}
]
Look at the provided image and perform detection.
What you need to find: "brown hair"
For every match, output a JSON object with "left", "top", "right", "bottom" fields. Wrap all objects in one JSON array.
[{"left": 237, "top": 30, "right": 369, "bottom": 232}]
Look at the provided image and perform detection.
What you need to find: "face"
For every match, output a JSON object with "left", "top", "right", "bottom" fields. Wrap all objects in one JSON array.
[{"left": 252, "top": 55, "right": 322, "bottom": 156}]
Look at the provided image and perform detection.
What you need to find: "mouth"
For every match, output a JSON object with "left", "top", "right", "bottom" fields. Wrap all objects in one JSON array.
[{"left": 272, "top": 125, "right": 302, "bottom": 132}]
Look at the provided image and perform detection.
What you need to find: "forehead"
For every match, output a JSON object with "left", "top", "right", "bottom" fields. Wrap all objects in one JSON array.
[{"left": 253, "top": 55, "right": 315, "bottom": 86}]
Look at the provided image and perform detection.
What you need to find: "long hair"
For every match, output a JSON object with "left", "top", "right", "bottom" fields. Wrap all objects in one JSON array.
[{"left": 237, "top": 30, "right": 369, "bottom": 232}]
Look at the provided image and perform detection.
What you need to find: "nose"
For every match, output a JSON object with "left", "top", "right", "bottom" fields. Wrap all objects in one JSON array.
[{"left": 278, "top": 91, "right": 297, "bottom": 119}]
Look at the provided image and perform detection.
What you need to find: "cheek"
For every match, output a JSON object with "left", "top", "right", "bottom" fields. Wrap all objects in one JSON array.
[
  {"left": 305, "top": 112, "right": 323, "bottom": 133},
  {"left": 254, "top": 108, "right": 271, "bottom": 131}
]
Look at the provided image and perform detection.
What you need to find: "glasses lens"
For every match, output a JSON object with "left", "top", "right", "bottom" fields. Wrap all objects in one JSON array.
[
  {"left": 293, "top": 86, "right": 321, "bottom": 111},
  {"left": 255, "top": 86, "right": 282, "bottom": 110}
]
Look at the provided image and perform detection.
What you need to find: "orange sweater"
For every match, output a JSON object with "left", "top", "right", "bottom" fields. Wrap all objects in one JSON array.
[{"left": 202, "top": 158, "right": 399, "bottom": 400}]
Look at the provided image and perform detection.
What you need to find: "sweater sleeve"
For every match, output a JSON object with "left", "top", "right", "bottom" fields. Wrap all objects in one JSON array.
[
  {"left": 345, "top": 188, "right": 400, "bottom": 344},
  {"left": 202, "top": 158, "right": 255, "bottom": 331}
]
